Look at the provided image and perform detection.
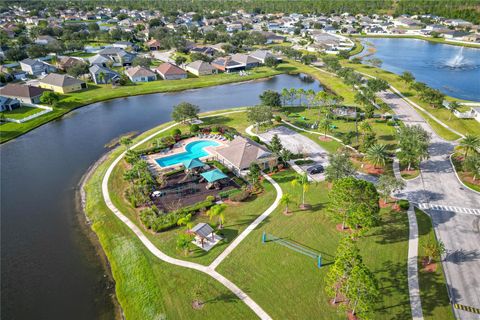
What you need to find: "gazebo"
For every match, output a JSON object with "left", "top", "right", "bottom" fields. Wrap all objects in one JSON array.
[
  {"left": 182, "top": 158, "right": 205, "bottom": 171},
  {"left": 190, "top": 223, "right": 221, "bottom": 251},
  {"left": 200, "top": 169, "right": 228, "bottom": 189}
]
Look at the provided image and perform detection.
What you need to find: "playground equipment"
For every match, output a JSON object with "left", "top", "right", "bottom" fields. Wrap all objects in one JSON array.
[{"left": 262, "top": 232, "right": 322, "bottom": 268}]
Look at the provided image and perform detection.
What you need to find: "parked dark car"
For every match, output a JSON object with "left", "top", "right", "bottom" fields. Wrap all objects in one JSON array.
[{"left": 307, "top": 165, "right": 324, "bottom": 174}]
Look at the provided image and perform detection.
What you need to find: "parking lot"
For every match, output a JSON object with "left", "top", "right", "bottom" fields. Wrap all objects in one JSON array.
[{"left": 257, "top": 126, "right": 329, "bottom": 181}]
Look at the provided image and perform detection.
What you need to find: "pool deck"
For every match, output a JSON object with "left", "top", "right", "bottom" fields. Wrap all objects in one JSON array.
[{"left": 146, "top": 136, "right": 228, "bottom": 173}]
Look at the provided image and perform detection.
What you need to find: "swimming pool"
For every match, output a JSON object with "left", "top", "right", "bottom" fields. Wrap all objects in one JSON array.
[{"left": 155, "top": 140, "right": 221, "bottom": 167}]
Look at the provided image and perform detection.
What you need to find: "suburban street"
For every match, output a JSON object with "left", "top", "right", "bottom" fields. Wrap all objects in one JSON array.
[{"left": 379, "top": 91, "right": 480, "bottom": 320}]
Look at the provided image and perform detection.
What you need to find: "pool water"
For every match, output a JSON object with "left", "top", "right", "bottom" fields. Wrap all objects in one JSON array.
[{"left": 155, "top": 140, "right": 220, "bottom": 167}]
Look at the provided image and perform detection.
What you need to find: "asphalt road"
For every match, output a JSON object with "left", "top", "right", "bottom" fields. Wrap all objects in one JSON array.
[{"left": 379, "top": 91, "right": 480, "bottom": 320}]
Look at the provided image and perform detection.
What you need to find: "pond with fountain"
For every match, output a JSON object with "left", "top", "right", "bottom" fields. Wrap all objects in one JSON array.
[{"left": 359, "top": 38, "right": 480, "bottom": 101}]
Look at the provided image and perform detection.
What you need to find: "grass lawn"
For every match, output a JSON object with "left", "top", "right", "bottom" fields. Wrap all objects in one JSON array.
[
  {"left": 69, "top": 51, "right": 96, "bottom": 58},
  {"left": 451, "top": 153, "right": 480, "bottom": 192},
  {"left": 286, "top": 60, "right": 358, "bottom": 106},
  {"left": 279, "top": 106, "right": 398, "bottom": 151},
  {"left": 415, "top": 209, "right": 455, "bottom": 320},
  {"left": 341, "top": 61, "right": 478, "bottom": 139},
  {"left": 216, "top": 169, "right": 411, "bottom": 319},
  {"left": 399, "top": 162, "right": 420, "bottom": 180},
  {"left": 0, "top": 106, "right": 44, "bottom": 120},
  {"left": 84, "top": 122, "right": 257, "bottom": 319},
  {"left": 0, "top": 64, "right": 288, "bottom": 143}
]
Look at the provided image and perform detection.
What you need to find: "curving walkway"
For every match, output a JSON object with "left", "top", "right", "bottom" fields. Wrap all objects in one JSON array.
[{"left": 101, "top": 110, "right": 280, "bottom": 320}]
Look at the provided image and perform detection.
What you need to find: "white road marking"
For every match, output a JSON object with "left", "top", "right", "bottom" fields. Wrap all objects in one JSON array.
[{"left": 417, "top": 203, "right": 480, "bottom": 216}]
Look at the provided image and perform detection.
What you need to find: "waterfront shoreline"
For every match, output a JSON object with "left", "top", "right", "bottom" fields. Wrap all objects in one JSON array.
[{"left": 351, "top": 34, "right": 480, "bottom": 49}]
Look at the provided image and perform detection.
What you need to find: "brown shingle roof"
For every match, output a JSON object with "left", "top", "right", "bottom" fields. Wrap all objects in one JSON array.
[
  {"left": 155, "top": 62, "right": 186, "bottom": 76},
  {"left": 215, "top": 136, "right": 273, "bottom": 170},
  {"left": 0, "top": 83, "right": 47, "bottom": 99},
  {"left": 39, "top": 73, "right": 85, "bottom": 87},
  {"left": 125, "top": 66, "right": 156, "bottom": 78}
]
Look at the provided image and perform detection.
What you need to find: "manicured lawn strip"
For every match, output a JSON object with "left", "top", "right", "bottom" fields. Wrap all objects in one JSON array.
[
  {"left": 414, "top": 108, "right": 461, "bottom": 141},
  {"left": 341, "top": 61, "right": 478, "bottom": 138},
  {"left": 0, "top": 64, "right": 287, "bottom": 143},
  {"left": 0, "top": 106, "right": 44, "bottom": 120},
  {"left": 217, "top": 170, "right": 411, "bottom": 319},
  {"left": 348, "top": 39, "right": 365, "bottom": 56},
  {"left": 415, "top": 209, "right": 455, "bottom": 320},
  {"left": 84, "top": 119, "right": 256, "bottom": 320},
  {"left": 280, "top": 106, "right": 398, "bottom": 150},
  {"left": 286, "top": 60, "right": 358, "bottom": 106},
  {"left": 351, "top": 34, "right": 480, "bottom": 49},
  {"left": 451, "top": 153, "right": 480, "bottom": 192}
]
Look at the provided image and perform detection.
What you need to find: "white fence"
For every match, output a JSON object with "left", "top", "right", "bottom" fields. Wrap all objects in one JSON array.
[{"left": 4, "top": 104, "right": 53, "bottom": 123}]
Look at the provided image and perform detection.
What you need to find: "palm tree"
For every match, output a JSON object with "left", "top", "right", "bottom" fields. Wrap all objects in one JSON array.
[
  {"left": 281, "top": 88, "right": 289, "bottom": 107},
  {"left": 291, "top": 173, "right": 310, "bottom": 209},
  {"left": 289, "top": 88, "right": 297, "bottom": 106},
  {"left": 319, "top": 117, "right": 332, "bottom": 138},
  {"left": 423, "top": 240, "right": 446, "bottom": 265},
  {"left": 306, "top": 89, "right": 315, "bottom": 109},
  {"left": 448, "top": 101, "right": 460, "bottom": 120},
  {"left": 459, "top": 134, "right": 480, "bottom": 158},
  {"left": 359, "top": 121, "right": 372, "bottom": 144},
  {"left": 207, "top": 204, "right": 227, "bottom": 229},
  {"left": 296, "top": 88, "right": 306, "bottom": 106},
  {"left": 280, "top": 193, "right": 293, "bottom": 214},
  {"left": 98, "top": 71, "right": 106, "bottom": 84},
  {"left": 365, "top": 144, "right": 388, "bottom": 168},
  {"left": 177, "top": 213, "right": 193, "bottom": 230}
]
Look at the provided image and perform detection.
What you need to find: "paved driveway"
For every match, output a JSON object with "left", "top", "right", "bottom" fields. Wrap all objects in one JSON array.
[
  {"left": 379, "top": 90, "right": 480, "bottom": 319},
  {"left": 257, "top": 126, "right": 329, "bottom": 181}
]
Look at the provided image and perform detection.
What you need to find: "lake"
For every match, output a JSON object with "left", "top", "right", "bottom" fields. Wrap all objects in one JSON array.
[
  {"left": 360, "top": 38, "right": 480, "bottom": 101},
  {"left": 0, "top": 74, "right": 321, "bottom": 320}
]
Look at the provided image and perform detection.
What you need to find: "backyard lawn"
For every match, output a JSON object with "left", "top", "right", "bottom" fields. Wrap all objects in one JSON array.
[
  {"left": 0, "top": 106, "right": 44, "bottom": 120},
  {"left": 416, "top": 209, "right": 455, "bottom": 320},
  {"left": 217, "top": 170, "right": 411, "bottom": 319}
]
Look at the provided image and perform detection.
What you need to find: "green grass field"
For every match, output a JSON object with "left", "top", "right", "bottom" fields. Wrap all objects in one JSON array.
[
  {"left": 415, "top": 209, "right": 455, "bottom": 320},
  {"left": 0, "top": 106, "right": 44, "bottom": 120},
  {"left": 217, "top": 170, "right": 411, "bottom": 319},
  {"left": 451, "top": 153, "right": 480, "bottom": 192}
]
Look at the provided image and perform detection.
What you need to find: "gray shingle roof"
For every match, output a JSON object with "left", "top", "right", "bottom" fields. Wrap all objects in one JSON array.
[
  {"left": 39, "top": 73, "right": 85, "bottom": 87},
  {"left": 191, "top": 223, "right": 214, "bottom": 238}
]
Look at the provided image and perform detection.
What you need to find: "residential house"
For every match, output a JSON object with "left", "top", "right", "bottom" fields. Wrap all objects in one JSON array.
[
  {"left": 96, "top": 47, "right": 136, "bottom": 66},
  {"left": 113, "top": 41, "right": 136, "bottom": 51},
  {"left": 57, "top": 56, "right": 85, "bottom": 71},
  {"left": 213, "top": 136, "right": 276, "bottom": 174},
  {"left": 35, "top": 35, "right": 58, "bottom": 46},
  {"left": 190, "top": 46, "right": 216, "bottom": 56},
  {"left": 89, "top": 65, "right": 119, "bottom": 84},
  {"left": 185, "top": 60, "right": 215, "bottom": 76},
  {"left": 231, "top": 53, "right": 260, "bottom": 69},
  {"left": 146, "top": 39, "right": 161, "bottom": 51},
  {"left": 211, "top": 57, "right": 244, "bottom": 73},
  {"left": 88, "top": 54, "right": 111, "bottom": 67},
  {"left": 0, "top": 83, "right": 48, "bottom": 104},
  {"left": 124, "top": 66, "right": 157, "bottom": 82},
  {"left": 20, "top": 58, "right": 57, "bottom": 76},
  {"left": 155, "top": 62, "right": 187, "bottom": 80},
  {"left": 0, "top": 96, "right": 21, "bottom": 111},
  {"left": 38, "top": 73, "right": 87, "bottom": 93},
  {"left": 249, "top": 50, "right": 279, "bottom": 64},
  {"left": 260, "top": 31, "right": 285, "bottom": 44}
]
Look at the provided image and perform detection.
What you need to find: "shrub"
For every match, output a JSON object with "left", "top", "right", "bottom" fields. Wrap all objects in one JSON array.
[
  {"left": 206, "top": 195, "right": 215, "bottom": 202},
  {"left": 250, "top": 135, "right": 260, "bottom": 143},
  {"left": 229, "top": 190, "right": 250, "bottom": 202},
  {"left": 211, "top": 126, "right": 220, "bottom": 133},
  {"left": 171, "top": 128, "right": 181, "bottom": 136},
  {"left": 398, "top": 199, "right": 410, "bottom": 210},
  {"left": 190, "top": 124, "right": 200, "bottom": 133},
  {"left": 219, "top": 189, "right": 240, "bottom": 199},
  {"left": 294, "top": 159, "right": 314, "bottom": 165},
  {"left": 275, "top": 115, "right": 282, "bottom": 122},
  {"left": 387, "top": 119, "right": 396, "bottom": 126}
]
